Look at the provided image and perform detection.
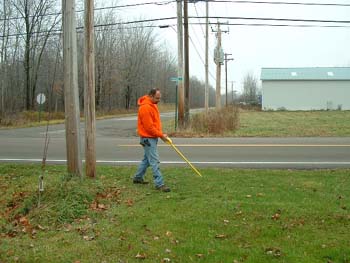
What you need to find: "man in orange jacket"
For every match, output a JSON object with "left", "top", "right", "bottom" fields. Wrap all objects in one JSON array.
[{"left": 133, "top": 88, "right": 170, "bottom": 192}]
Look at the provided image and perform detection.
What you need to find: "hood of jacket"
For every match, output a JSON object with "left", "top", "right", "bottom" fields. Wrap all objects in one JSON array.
[{"left": 138, "top": 95, "right": 154, "bottom": 107}]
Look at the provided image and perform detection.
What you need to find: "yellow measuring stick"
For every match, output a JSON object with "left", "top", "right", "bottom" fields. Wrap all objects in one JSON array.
[{"left": 165, "top": 137, "right": 202, "bottom": 177}]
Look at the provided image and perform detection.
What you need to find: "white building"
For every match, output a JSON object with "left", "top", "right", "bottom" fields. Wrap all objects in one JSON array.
[{"left": 261, "top": 67, "right": 350, "bottom": 111}]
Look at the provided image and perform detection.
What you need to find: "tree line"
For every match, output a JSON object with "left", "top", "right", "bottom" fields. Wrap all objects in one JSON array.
[{"left": 0, "top": 0, "right": 214, "bottom": 121}]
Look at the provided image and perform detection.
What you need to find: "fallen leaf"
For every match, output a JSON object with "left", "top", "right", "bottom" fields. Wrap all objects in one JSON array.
[
  {"left": 97, "top": 203, "right": 107, "bottom": 210},
  {"left": 83, "top": 235, "right": 91, "bottom": 241},
  {"left": 36, "top": 224, "right": 46, "bottom": 230},
  {"left": 265, "top": 247, "right": 282, "bottom": 257},
  {"left": 90, "top": 201, "right": 108, "bottom": 211},
  {"left": 246, "top": 195, "right": 252, "bottom": 198},
  {"left": 271, "top": 213, "right": 281, "bottom": 220},
  {"left": 19, "top": 216, "right": 30, "bottom": 226},
  {"left": 215, "top": 234, "right": 226, "bottom": 239},
  {"left": 171, "top": 239, "right": 179, "bottom": 245},
  {"left": 135, "top": 253, "right": 147, "bottom": 259},
  {"left": 196, "top": 254, "right": 204, "bottom": 258},
  {"left": 126, "top": 199, "right": 134, "bottom": 207}
]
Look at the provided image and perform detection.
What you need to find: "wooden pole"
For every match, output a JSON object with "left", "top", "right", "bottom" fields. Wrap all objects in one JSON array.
[
  {"left": 183, "top": 0, "right": 190, "bottom": 125},
  {"left": 177, "top": 0, "right": 184, "bottom": 127},
  {"left": 215, "top": 23, "right": 222, "bottom": 109},
  {"left": 84, "top": 0, "right": 96, "bottom": 178},
  {"left": 224, "top": 53, "right": 233, "bottom": 107},
  {"left": 62, "top": 0, "right": 82, "bottom": 176},
  {"left": 205, "top": 0, "right": 209, "bottom": 112}
]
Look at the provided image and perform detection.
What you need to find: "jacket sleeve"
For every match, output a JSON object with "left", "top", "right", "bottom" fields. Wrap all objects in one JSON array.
[{"left": 139, "top": 105, "right": 163, "bottom": 138}]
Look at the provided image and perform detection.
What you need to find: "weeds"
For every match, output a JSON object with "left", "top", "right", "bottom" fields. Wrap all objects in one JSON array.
[{"left": 176, "top": 105, "right": 240, "bottom": 135}]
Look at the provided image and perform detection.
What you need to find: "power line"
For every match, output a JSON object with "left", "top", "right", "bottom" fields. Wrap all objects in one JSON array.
[
  {"left": 188, "top": 35, "right": 216, "bottom": 82},
  {"left": 193, "top": 3, "right": 206, "bottom": 38},
  {"left": 2, "top": 0, "right": 349, "bottom": 22},
  {"left": 190, "top": 16, "right": 350, "bottom": 24},
  {"left": 0, "top": 1, "right": 177, "bottom": 22},
  {"left": 206, "top": 0, "right": 350, "bottom": 7},
  {"left": 164, "top": 21, "right": 216, "bottom": 82},
  {"left": 2, "top": 21, "right": 349, "bottom": 38},
  {"left": 3, "top": 14, "right": 349, "bottom": 28},
  {"left": 207, "top": 22, "right": 350, "bottom": 28},
  {"left": 2, "top": 13, "right": 350, "bottom": 39}
]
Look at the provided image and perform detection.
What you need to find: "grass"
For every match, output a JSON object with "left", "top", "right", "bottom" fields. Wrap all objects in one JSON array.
[
  {"left": 165, "top": 110, "right": 350, "bottom": 137},
  {"left": 1, "top": 164, "right": 350, "bottom": 262},
  {"left": 234, "top": 110, "right": 350, "bottom": 137}
]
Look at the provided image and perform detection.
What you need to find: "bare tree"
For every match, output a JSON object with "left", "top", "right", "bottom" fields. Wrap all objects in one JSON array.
[
  {"left": 11, "top": 0, "right": 60, "bottom": 110},
  {"left": 1, "top": 1, "right": 187, "bottom": 115},
  {"left": 0, "top": 0, "right": 11, "bottom": 119},
  {"left": 242, "top": 72, "right": 259, "bottom": 104}
]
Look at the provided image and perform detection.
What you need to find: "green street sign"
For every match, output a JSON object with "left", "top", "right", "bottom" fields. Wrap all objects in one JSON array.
[{"left": 170, "top": 77, "right": 183, "bottom": 82}]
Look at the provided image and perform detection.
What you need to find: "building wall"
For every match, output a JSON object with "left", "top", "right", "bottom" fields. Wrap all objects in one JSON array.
[{"left": 262, "top": 80, "right": 350, "bottom": 110}]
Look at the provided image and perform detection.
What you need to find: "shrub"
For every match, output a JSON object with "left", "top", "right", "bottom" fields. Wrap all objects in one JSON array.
[{"left": 190, "top": 106, "right": 240, "bottom": 135}]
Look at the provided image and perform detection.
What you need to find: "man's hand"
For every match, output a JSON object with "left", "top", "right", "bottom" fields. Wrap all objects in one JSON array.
[{"left": 161, "top": 134, "right": 171, "bottom": 143}]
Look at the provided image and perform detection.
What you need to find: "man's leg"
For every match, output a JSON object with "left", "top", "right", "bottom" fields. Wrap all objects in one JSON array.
[
  {"left": 133, "top": 153, "right": 149, "bottom": 182},
  {"left": 133, "top": 138, "right": 150, "bottom": 183},
  {"left": 147, "top": 138, "right": 165, "bottom": 188}
]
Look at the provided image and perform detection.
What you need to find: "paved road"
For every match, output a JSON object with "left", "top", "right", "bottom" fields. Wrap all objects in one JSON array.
[{"left": 0, "top": 113, "right": 349, "bottom": 169}]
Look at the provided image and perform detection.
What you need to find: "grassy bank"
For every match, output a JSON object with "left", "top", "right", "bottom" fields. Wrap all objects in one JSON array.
[
  {"left": 166, "top": 110, "right": 350, "bottom": 137},
  {"left": 235, "top": 110, "right": 350, "bottom": 137},
  {"left": 1, "top": 164, "right": 349, "bottom": 262}
]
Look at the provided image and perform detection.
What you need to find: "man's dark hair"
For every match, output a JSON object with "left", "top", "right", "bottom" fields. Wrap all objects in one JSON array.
[{"left": 148, "top": 88, "right": 160, "bottom": 96}]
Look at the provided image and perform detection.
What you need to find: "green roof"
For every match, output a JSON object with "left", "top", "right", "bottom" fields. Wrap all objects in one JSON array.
[{"left": 261, "top": 67, "right": 350, "bottom": 80}]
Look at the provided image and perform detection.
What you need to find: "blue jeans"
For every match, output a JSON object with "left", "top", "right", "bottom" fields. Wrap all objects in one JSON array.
[{"left": 134, "top": 137, "right": 164, "bottom": 187}]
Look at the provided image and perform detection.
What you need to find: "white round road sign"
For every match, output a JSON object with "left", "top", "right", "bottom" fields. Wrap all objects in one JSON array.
[{"left": 36, "top": 93, "right": 46, "bottom": 104}]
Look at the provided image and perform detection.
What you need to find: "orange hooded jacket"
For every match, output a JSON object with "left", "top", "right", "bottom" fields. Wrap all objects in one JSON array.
[{"left": 137, "top": 95, "right": 163, "bottom": 138}]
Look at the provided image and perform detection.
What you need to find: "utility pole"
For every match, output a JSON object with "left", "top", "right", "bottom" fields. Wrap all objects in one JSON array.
[
  {"left": 183, "top": 0, "right": 190, "bottom": 125},
  {"left": 84, "top": 0, "right": 96, "bottom": 178},
  {"left": 204, "top": 0, "right": 209, "bottom": 112},
  {"left": 214, "top": 23, "right": 222, "bottom": 109},
  {"left": 62, "top": 0, "right": 82, "bottom": 176},
  {"left": 213, "top": 22, "right": 228, "bottom": 109},
  {"left": 231, "top": 81, "right": 236, "bottom": 104},
  {"left": 177, "top": 0, "right": 184, "bottom": 127},
  {"left": 224, "top": 53, "right": 233, "bottom": 107}
]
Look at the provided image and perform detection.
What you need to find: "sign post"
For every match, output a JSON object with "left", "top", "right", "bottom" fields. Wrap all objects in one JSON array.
[
  {"left": 36, "top": 93, "right": 46, "bottom": 123},
  {"left": 170, "top": 77, "right": 183, "bottom": 130}
]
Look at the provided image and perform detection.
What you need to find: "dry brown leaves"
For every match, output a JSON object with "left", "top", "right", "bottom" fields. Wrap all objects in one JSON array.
[{"left": 90, "top": 187, "right": 122, "bottom": 211}]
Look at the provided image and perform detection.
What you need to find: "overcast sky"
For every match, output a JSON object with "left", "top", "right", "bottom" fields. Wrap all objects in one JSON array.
[{"left": 101, "top": 0, "right": 350, "bottom": 93}]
